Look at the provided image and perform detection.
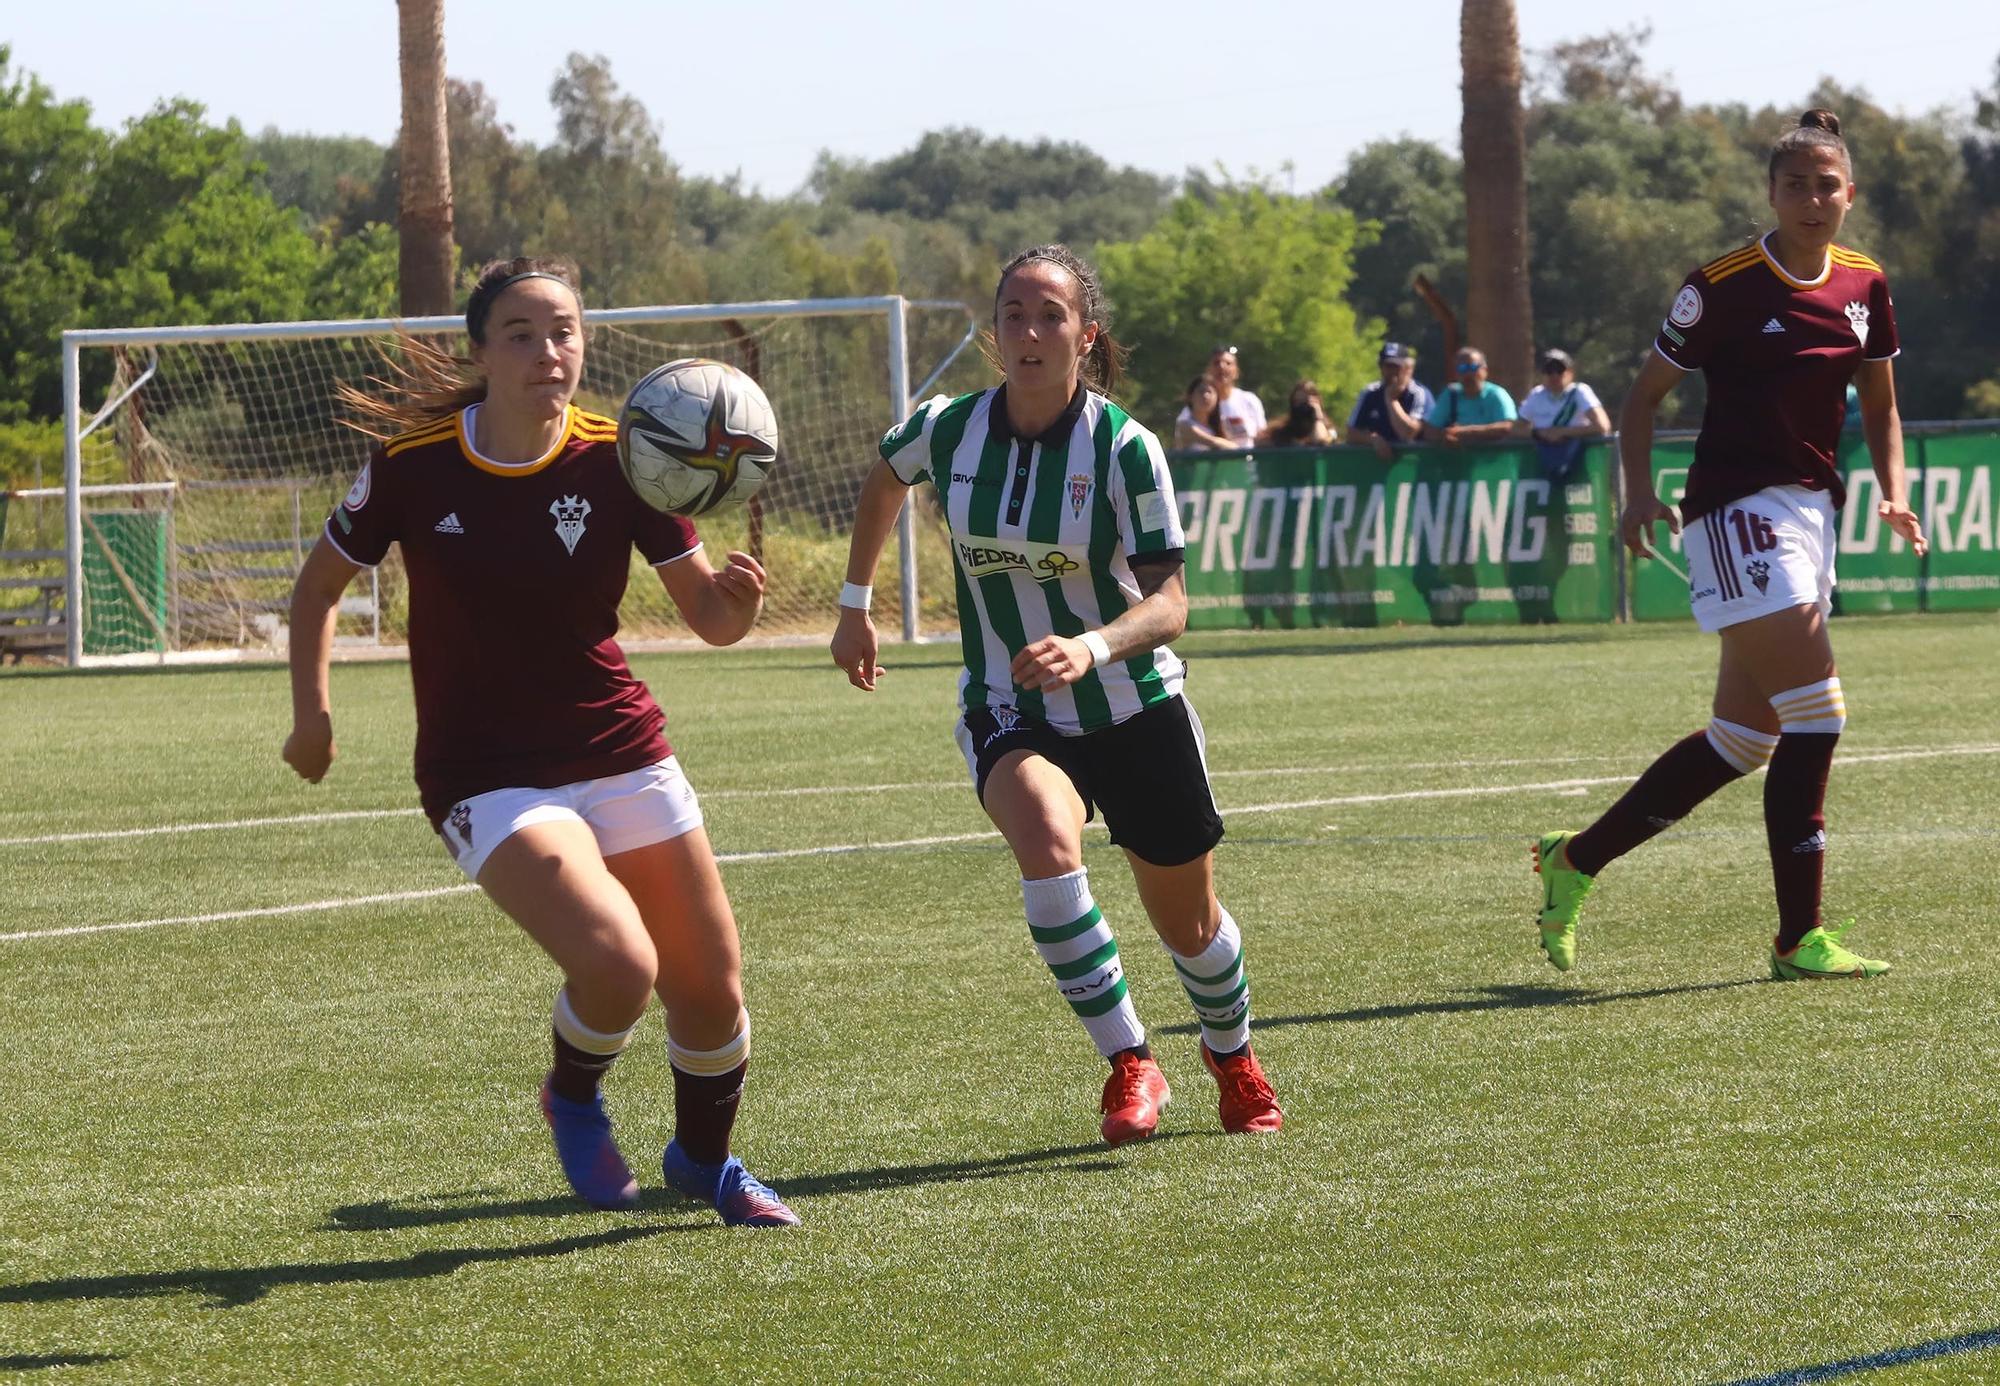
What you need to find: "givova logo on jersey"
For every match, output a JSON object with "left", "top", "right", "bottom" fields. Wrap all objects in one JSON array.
[{"left": 954, "top": 535, "right": 1081, "bottom": 581}]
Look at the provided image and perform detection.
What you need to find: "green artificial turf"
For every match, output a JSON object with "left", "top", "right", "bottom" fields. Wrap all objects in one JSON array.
[{"left": 2, "top": 615, "right": 1996, "bottom": 1383}]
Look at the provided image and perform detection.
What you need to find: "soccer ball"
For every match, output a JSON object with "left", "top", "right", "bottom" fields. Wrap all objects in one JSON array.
[{"left": 617, "top": 358, "right": 779, "bottom": 516}]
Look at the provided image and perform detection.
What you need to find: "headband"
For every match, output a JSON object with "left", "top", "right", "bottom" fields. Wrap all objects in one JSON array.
[{"left": 466, "top": 270, "right": 574, "bottom": 342}]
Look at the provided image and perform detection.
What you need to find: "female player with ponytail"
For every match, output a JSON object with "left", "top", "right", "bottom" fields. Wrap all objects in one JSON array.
[
  {"left": 1533, "top": 112, "right": 1928, "bottom": 980},
  {"left": 831, "top": 244, "right": 1283, "bottom": 1145},
  {"left": 283, "top": 257, "right": 797, "bottom": 1225}
]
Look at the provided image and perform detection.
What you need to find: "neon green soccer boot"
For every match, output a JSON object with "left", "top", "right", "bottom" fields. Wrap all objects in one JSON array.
[
  {"left": 1771, "top": 919, "right": 1891, "bottom": 980},
  {"left": 1532, "top": 830, "right": 1595, "bottom": 972}
]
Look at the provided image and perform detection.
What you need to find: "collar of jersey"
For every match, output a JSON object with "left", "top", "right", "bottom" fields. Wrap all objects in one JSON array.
[
  {"left": 457, "top": 403, "right": 574, "bottom": 476},
  {"left": 1757, "top": 230, "right": 1831, "bottom": 290},
  {"left": 986, "top": 383, "right": 1088, "bottom": 448}
]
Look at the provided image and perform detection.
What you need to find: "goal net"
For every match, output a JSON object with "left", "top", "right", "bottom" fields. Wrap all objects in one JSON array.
[{"left": 58, "top": 297, "right": 979, "bottom": 663}]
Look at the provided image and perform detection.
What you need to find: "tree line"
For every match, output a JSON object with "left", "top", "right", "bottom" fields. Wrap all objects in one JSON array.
[{"left": 4, "top": 32, "right": 1997, "bottom": 483}]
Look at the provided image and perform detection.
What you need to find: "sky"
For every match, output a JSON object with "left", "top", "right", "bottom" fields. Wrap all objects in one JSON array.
[{"left": 6, "top": 1, "right": 1996, "bottom": 195}]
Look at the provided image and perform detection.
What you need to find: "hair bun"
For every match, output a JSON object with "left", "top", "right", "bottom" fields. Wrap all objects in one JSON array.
[{"left": 1800, "top": 108, "right": 1842, "bottom": 136}]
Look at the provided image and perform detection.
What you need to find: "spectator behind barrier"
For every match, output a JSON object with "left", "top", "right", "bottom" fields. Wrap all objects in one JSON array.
[
  {"left": 1173, "top": 374, "right": 1233, "bottom": 450},
  {"left": 1345, "top": 342, "right": 1434, "bottom": 461},
  {"left": 1427, "top": 346, "right": 1517, "bottom": 447},
  {"left": 1514, "top": 347, "right": 1612, "bottom": 481},
  {"left": 1263, "top": 379, "right": 1335, "bottom": 447},
  {"left": 1209, "top": 344, "right": 1268, "bottom": 448}
]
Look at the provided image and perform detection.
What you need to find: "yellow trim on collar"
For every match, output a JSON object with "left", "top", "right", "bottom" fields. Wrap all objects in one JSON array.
[
  {"left": 1756, "top": 233, "right": 1831, "bottom": 290},
  {"left": 456, "top": 405, "right": 573, "bottom": 477}
]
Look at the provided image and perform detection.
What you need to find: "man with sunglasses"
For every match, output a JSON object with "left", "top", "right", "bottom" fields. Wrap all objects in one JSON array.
[
  {"left": 1426, "top": 346, "right": 1517, "bottom": 447},
  {"left": 1515, "top": 348, "right": 1611, "bottom": 482},
  {"left": 1208, "top": 344, "right": 1267, "bottom": 448}
]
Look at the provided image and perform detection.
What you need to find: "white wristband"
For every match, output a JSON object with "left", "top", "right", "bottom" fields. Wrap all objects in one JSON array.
[
  {"left": 839, "top": 582, "right": 873, "bottom": 611},
  {"left": 1078, "top": 630, "right": 1112, "bottom": 669}
]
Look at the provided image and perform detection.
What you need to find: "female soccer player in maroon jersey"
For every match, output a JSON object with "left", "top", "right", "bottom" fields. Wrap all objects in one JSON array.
[
  {"left": 1532, "top": 111, "right": 1928, "bottom": 981},
  {"left": 281, "top": 257, "right": 798, "bottom": 1225}
]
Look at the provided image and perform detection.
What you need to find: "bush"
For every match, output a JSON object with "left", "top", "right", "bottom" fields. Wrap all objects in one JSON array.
[{"left": 0, "top": 418, "right": 119, "bottom": 492}]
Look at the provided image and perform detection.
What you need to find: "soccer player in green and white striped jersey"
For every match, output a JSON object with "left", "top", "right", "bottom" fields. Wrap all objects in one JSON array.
[{"left": 831, "top": 244, "right": 1283, "bottom": 1146}]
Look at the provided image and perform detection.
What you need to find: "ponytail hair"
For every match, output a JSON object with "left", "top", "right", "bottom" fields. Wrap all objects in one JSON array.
[
  {"left": 989, "top": 243, "right": 1131, "bottom": 398},
  {"left": 1768, "top": 108, "right": 1851, "bottom": 184},
  {"left": 336, "top": 256, "right": 584, "bottom": 440}
]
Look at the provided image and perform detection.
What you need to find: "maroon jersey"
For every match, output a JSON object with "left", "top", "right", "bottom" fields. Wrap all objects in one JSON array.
[
  {"left": 324, "top": 405, "right": 699, "bottom": 824},
  {"left": 1654, "top": 233, "right": 1899, "bottom": 521}
]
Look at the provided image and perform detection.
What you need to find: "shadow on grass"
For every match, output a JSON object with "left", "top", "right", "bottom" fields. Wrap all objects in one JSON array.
[
  {"left": 0, "top": 1224, "right": 689, "bottom": 1310},
  {"left": 1157, "top": 978, "right": 1764, "bottom": 1036},
  {"left": 328, "top": 1135, "right": 1186, "bottom": 1234},
  {"left": 0, "top": 1136, "right": 1174, "bottom": 1309},
  {"left": 0, "top": 1354, "right": 123, "bottom": 1370},
  {"left": 1722, "top": 1325, "right": 2000, "bottom": 1384}
]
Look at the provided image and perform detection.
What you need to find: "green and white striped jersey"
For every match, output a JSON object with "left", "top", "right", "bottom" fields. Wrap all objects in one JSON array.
[{"left": 880, "top": 385, "right": 1187, "bottom": 733}]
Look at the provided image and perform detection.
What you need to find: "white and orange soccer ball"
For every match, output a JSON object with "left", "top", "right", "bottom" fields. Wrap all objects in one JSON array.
[{"left": 617, "top": 358, "right": 779, "bottom": 516}]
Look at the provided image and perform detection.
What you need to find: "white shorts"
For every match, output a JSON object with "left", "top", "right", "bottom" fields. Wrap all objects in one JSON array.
[
  {"left": 1683, "top": 485, "right": 1836, "bottom": 633},
  {"left": 438, "top": 756, "right": 704, "bottom": 882}
]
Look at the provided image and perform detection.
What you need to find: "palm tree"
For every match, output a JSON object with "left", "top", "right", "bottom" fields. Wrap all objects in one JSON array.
[
  {"left": 397, "top": 0, "right": 455, "bottom": 316},
  {"left": 1460, "top": 0, "right": 1534, "bottom": 398}
]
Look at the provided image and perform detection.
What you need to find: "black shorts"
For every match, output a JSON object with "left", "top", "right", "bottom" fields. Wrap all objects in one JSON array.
[{"left": 954, "top": 694, "right": 1224, "bottom": 867}]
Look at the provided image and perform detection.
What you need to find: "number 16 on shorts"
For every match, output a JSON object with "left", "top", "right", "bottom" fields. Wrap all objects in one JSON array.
[{"left": 1683, "top": 484, "right": 1836, "bottom": 633}]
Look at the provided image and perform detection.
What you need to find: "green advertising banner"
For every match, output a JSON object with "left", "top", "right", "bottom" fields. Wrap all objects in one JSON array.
[
  {"left": 1167, "top": 445, "right": 1617, "bottom": 629},
  {"left": 1912, "top": 432, "right": 2000, "bottom": 612},
  {"left": 1635, "top": 429, "right": 2000, "bottom": 620}
]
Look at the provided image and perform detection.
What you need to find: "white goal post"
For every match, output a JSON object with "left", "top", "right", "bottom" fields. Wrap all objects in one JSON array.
[{"left": 58, "top": 295, "right": 978, "bottom": 666}]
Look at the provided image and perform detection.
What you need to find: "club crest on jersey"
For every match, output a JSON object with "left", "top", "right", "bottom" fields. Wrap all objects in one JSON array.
[
  {"left": 1845, "top": 300, "right": 1870, "bottom": 348},
  {"left": 1746, "top": 559, "right": 1771, "bottom": 594},
  {"left": 1068, "top": 472, "right": 1092, "bottom": 519},
  {"left": 550, "top": 494, "right": 591, "bottom": 554}
]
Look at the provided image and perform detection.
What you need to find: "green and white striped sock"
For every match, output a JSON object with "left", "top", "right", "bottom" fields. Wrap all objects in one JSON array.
[
  {"left": 1023, "top": 869, "right": 1146, "bottom": 1058},
  {"left": 1170, "top": 907, "right": 1251, "bottom": 1054}
]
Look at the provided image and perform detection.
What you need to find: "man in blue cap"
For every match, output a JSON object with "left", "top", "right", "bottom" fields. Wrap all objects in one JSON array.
[{"left": 1344, "top": 342, "right": 1434, "bottom": 461}]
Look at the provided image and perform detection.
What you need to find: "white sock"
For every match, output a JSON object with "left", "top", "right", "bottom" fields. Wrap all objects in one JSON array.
[
  {"left": 1023, "top": 869, "right": 1146, "bottom": 1059},
  {"left": 1168, "top": 907, "right": 1250, "bottom": 1054}
]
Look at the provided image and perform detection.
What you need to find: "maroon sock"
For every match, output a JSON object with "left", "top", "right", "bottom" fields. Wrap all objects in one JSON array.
[
  {"left": 672, "top": 1060, "right": 747, "bottom": 1166},
  {"left": 549, "top": 1029, "right": 620, "bottom": 1103},
  {"left": 1768, "top": 732, "right": 1838, "bottom": 952},
  {"left": 1566, "top": 730, "right": 1743, "bottom": 877}
]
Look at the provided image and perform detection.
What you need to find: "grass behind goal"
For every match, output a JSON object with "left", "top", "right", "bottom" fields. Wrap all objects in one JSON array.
[{"left": 3, "top": 617, "right": 1998, "bottom": 1383}]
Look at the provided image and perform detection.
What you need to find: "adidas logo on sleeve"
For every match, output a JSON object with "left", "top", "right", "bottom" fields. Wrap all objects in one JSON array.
[
  {"left": 1761, "top": 318, "right": 1786, "bottom": 334},
  {"left": 434, "top": 512, "right": 465, "bottom": 533}
]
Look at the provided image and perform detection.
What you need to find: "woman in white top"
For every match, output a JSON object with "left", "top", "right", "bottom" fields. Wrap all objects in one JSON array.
[
  {"left": 1515, "top": 348, "right": 1612, "bottom": 482},
  {"left": 830, "top": 243, "right": 1283, "bottom": 1150},
  {"left": 1514, "top": 348, "right": 1612, "bottom": 442}
]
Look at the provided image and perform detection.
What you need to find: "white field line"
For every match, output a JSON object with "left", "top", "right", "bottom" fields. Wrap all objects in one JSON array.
[
  {"left": 1, "top": 831, "right": 1007, "bottom": 942},
  {"left": 715, "top": 831, "right": 997, "bottom": 863},
  {"left": 1227, "top": 744, "right": 2000, "bottom": 816},
  {"left": 0, "top": 808, "right": 425, "bottom": 848},
  {"left": 6, "top": 743, "right": 1993, "bottom": 852},
  {"left": 0, "top": 757, "right": 1640, "bottom": 848},
  {"left": 7, "top": 886, "right": 481, "bottom": 941},
  {"left": 6, "top": 743, "right": 1994, "bottom": 945}
]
